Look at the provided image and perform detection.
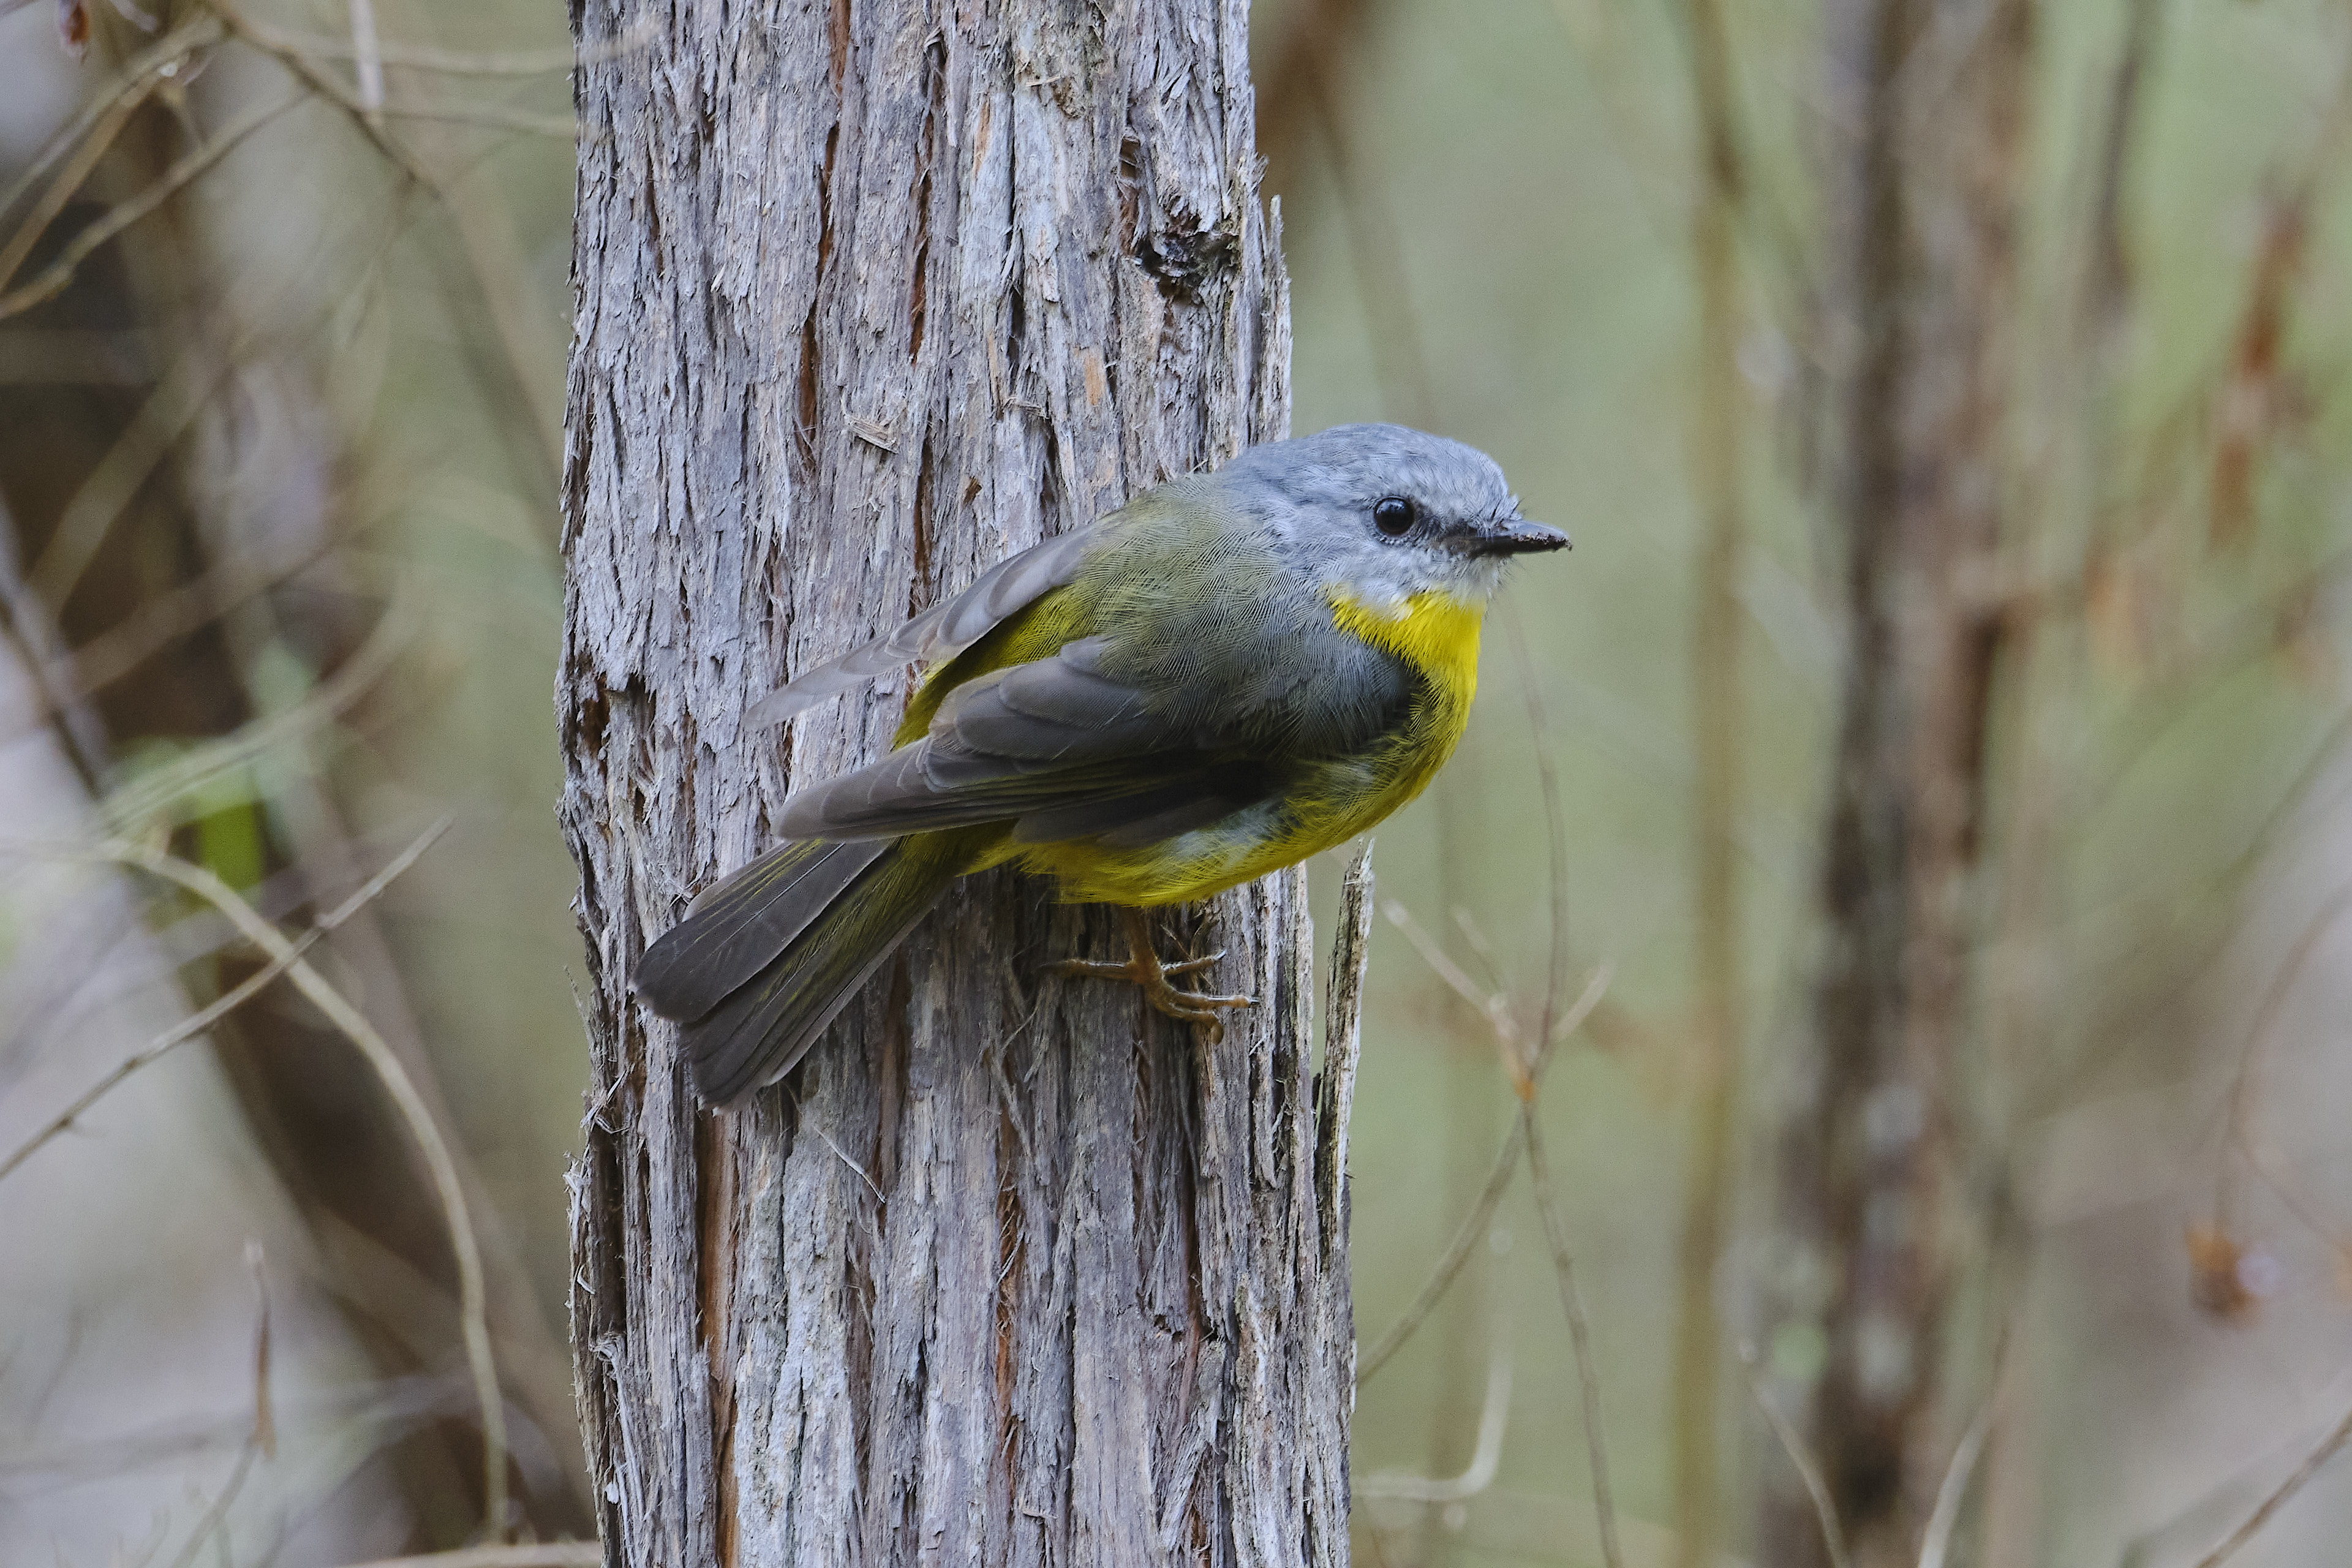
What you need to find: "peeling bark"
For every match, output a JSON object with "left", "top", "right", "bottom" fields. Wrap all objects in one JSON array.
[{"left": 557, "top": 1, "right": 1351, "bottom": 1562}]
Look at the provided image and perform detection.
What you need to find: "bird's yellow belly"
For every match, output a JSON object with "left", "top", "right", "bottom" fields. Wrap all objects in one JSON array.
[{"left": 992, "top": 588, "right": 1484, "bottom": 907}]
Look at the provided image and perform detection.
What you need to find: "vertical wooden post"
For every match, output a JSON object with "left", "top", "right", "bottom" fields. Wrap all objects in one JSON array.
[{"left": 557, "top": 1, "right": 1354, "bottom": 1562}]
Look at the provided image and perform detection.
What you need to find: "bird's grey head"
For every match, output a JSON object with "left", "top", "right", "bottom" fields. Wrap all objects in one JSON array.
[{"left": 1213, "top": 423, "right": 1569, "bottom": 609}]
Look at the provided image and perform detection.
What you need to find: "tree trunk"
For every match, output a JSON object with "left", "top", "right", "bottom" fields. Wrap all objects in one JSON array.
[
  {"left": 1760, "top": 2, "right": 2032, "bottom": 1566},
  {"left": 558, "top": 1, "right": 1352, "bottom": 1563}
]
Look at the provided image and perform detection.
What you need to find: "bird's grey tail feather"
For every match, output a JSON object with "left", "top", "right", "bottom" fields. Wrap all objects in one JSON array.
[
  {"left": 668, "top": 839, "right": 960, "bottom": 1103},
  {"left": 635, "top": 839, "right": 893, "bottom": 1023}
]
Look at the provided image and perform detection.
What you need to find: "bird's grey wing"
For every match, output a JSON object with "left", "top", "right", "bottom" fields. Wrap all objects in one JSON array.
[
  {"left": 744, "top": 528, "right": 1099, "bottom": 730},
  {"left": 774, "top": 638, "right": 1272, "bottom": 845}
]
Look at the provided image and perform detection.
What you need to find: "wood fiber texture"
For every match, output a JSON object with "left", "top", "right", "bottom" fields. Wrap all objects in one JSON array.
[{"left": 556, "top": 0, "right": 1353, "bottom": 1563}]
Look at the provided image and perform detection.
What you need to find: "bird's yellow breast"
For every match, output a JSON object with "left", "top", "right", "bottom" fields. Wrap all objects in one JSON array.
[
  {"left": 1319, "top": 586, "right": 1483, "bottom": 813},
  {"left": 1326, "top": 587, "right": 1484, "bottom": 720}
]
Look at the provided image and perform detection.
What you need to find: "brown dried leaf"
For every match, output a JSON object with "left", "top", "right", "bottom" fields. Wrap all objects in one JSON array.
[
  {"left": 56, "top": 0, "right": 88, "bottom": 58},
  {"left": 2209, "top": 200, "right": 2309, "bottom": 551},
  {"left": 2186, "top": 1223, "right": 2260, "bottom": 1325}
]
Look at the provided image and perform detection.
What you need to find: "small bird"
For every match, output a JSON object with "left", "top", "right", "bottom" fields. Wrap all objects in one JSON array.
[{"left": 635, "top": 423, "right": 1568, "bottom": 1102}]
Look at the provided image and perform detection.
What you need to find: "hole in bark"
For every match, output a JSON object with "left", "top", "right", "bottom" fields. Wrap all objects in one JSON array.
[
  {"left": 825, "top": 0, "right": 849, "bottom": 87},
  {"left": 909, "top": 436, "right": 935, "bottom": 624},
  {"left": 575, "top": 685, "right": 609, "bottom": 756},
  {"left": 1117, "top": 134, "right": 1142, "bottom": 259},
  {"left": 796, "top": 125, "right": 841, "bottom": 472},
  {"left": 908, "top": 36, "right": 945, "bottom": 359}
]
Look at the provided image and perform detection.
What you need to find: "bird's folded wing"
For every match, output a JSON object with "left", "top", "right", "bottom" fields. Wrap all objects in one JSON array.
[
  {"left": 744, "top": 528, "right": 1099, "bottom": 730},
  {"left": 774, "top": 639, "right": 1273, "bottom": 848}
]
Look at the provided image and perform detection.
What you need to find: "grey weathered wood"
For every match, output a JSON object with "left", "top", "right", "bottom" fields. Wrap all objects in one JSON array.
[{"left": 556, "top": 0, "right": 1351, "bottom": 1562}]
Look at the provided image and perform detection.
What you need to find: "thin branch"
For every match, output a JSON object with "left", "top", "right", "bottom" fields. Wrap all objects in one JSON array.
[
  {"left": 1917, "top": 1394, "right": 1993, "bottom": 1568},
  {"left": 1354, "top": 965, "right": 1610, "bottom": 1384},
  {"left": 1670, "top": 0, "right": 1749, "bottom": 1559},
  {"left": 0, "top": 74, "right": 163, "bottom": 296},
  {"left": 1749, "top": 1371, "right": 1853, "bottom": 1568},
  {"left": 244, "top": 1240, "right": 276, "bottom": 1458},
  {"left": 208, "top": 0, "right": 434, "bottom": 184},
  {"left": 1502, "top": 599, "right": 1574, "bottom": 1040},
  {"left": 2222, "top": 885, "right": 2352, "bottom": 1161},
  {"left": 1525, "top": 1105, "right": 1624, "bottom": 1568},
  {"left": 347, "top": 0, "right": 385, "bottom": 122},
  {"left": 28, "top": 336, "right": 244, "bottom": 609},
  {"left": 267, "top": 17, "right": 654, "bottom": 76},
  {"left": 161, "top": 1241, "right": 275, "bottom": 1568},
  {"left": 0, "top": 836, "right": 509, "bottom": 1541},
  {"left": 208, "top": 0, "right": 567, "bottom": 488},
  {"left": 1359, "top": 1116, "right": 1525, "bottom": 1386},
  {"left": 2189, "top": 1395, "right": 2352, "bottom": 1568},
  {"left": 0, "top": 91, "right": 304, "bottom": 324},
  {"left": 50, "top": 540, "right": 337, "bottom": 703},
  {"left": 1357, "top": 1330, "right": 1513, "bottom": 1502},
  {"left": 374, "top": 100, "right": 583, "bottom": 140},
  {"left": 1316, "top": 840, "right": 1374, "bottom": 1262},
  {"left": 1381, "top": 895, "right": 1526, "bottom": 1084},
  {"left": 0, "top": 816, "right": 452, "bottom": 1185},
  {"left": 0, "top": 14, "right": 225, "bottom": 227},
  {"left": 97, "top": 589, "right": 414, "bottom": 835}
]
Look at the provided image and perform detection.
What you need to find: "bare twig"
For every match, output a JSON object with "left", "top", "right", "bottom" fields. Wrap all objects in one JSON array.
[
  {"left": 160, "top": 1241, "right": 276, "bottom": 1568},
  {"left": 2188, "top": 1395, "right": 2352, "bottom": 1568},
  {"left": 1381, "top": 895, "right": 1526, "bottom": 1085},
  {"left": 49, "top": 540, "right": 337, "bottom": 703},
  {"left": 347, "top": 0, "right": 386, "bottom": 123},
  {"left": 1525, "top": 1105, "right": 1624, "bottom": 1568},
  {"left": 266, "top": 17, "right": 653, "bottom": 75},
  {"left": 0, "top": 489, "right": 108, "bottom": 787},
  {"left": 1316, "top": 840, "right": 1374, "bottom": 1259},
  {"left": 0, "top": 14, "right": 225, "bottom": 227},
  {"left": 0, "top": 75, "right": 163, "bottom": 296},
  {"left": 0, "top": 91, "right": 304, "bottom": 323},
  {"left": 0, "top": 835, "right": 508, "bottom": 1540},
  {"left": 1354, "top": 965, "right": 1610, "bottom": 1384},
  {"left": 2222, "top": 885, "right": 2352, "bottom": 1158},
  {"left": 1917, "top": 1394, "right": 1994, "bottom": 1568},
  {"left": 208, "top": 0, "right": 432, "bottom": 182},
  {"left": 244, "top": 1240, "right": 275, "bottom": 1458},
  {"left": 1749, "top": 1370, "right": 1853, "bottom": 1568},
  {"left": 1502, "top": 600, "right": 1573, "bottom": 1038},
  {"left": 208, "top": 0, "right": 567, "bottom": 486},
  {"left": 1357, "top": 1329, "right": 1513, "bottom": 1502},
  {"left": 0, "top": 816, "right": 452, "bottom": 1185},
  {"left": 97, "top": 590, "right": 415, "bottom": 834},
  {"left": 1359, "top": 1118, "right": 1524, "bottom": 1386},
  {"left": 373, "top": 101, "right": 582, "bottom": 140},
  {"left": 28, "top": 336, "right": 244, "bottom": 609},
  {"left": 2207, "top": 884, "right": 2352, "bottom": 1262}
]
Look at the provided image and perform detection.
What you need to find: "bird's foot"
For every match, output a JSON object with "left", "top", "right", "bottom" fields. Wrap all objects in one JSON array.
[{"left": 1050, "top": 908, "right": 1255, "bottom": 1036}]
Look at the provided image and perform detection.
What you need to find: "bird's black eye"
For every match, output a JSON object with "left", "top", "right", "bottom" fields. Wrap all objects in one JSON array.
[{"left": 1373, "top": 496, "right": 1417, "bottom": 538}]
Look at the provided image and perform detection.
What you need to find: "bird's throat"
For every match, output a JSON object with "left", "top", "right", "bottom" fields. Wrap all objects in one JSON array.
[{"left": 1327, "top": 587, "right": 1485, "bottom": 709}]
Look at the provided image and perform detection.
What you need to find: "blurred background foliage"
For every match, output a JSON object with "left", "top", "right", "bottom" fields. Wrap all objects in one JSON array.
[{"left": 4, "top": 0, "right": 2352, "bottom": 1563}]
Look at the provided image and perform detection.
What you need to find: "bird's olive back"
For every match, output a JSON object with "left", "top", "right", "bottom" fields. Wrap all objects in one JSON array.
[{"left": 1078, "top": 484, "right": 1415, "bottom": 758}]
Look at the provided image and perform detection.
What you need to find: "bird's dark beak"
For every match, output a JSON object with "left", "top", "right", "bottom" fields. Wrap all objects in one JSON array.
[{"left": 1460, "top": 515, "right": 1572, "bottom": 557}]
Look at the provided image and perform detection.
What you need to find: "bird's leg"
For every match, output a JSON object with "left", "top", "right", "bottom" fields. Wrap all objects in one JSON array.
[{"left": 1050, "top": 906, "right": 1256, "bottom": 1033}]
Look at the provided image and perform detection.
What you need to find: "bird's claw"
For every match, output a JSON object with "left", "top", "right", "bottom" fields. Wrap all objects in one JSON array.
[{"left": 1049, "top": 915, "right": 1254, "bottom": 1036}]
